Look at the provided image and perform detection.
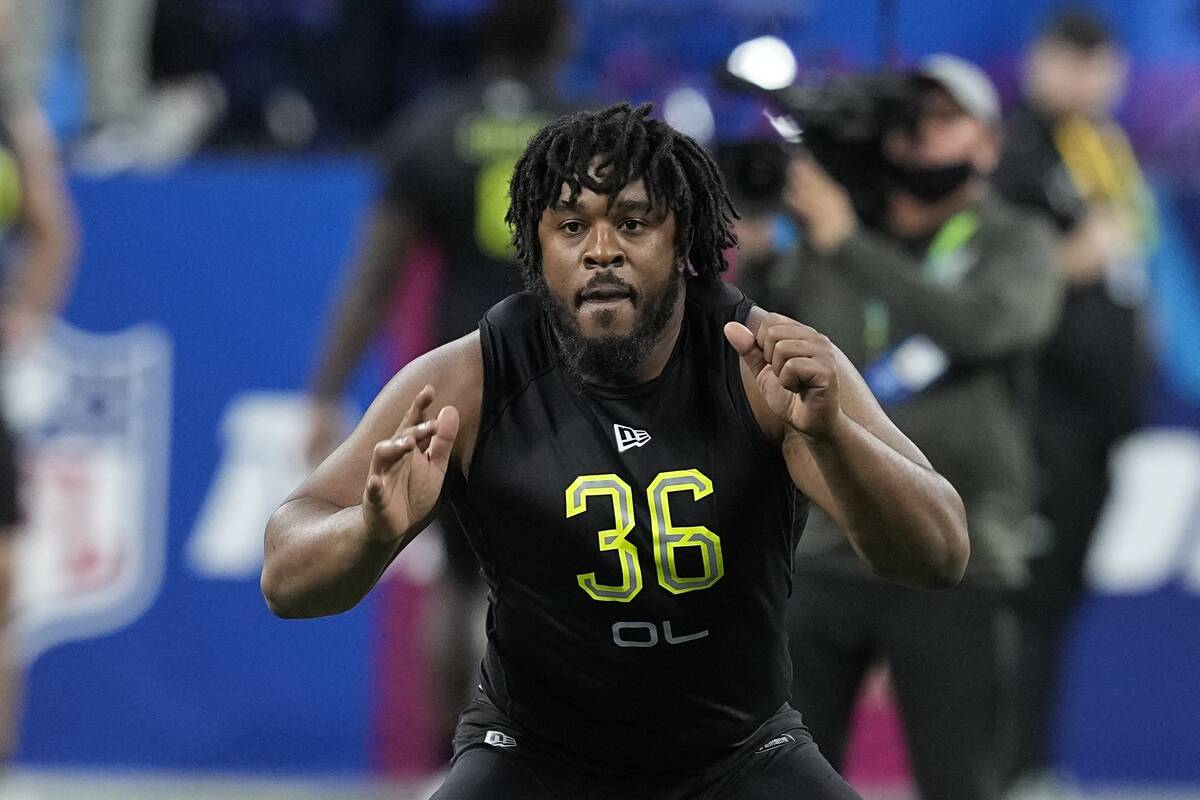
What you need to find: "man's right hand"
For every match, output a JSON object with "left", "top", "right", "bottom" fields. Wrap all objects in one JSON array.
[
  {"left": 784, "top": 157, "right": 857, "bottom": 254},
  {"left": 362, "top": 385, "right": 460, "bottom": 543}
]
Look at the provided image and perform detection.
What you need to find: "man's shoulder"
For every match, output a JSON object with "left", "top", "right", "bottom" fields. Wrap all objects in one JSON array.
[
  {"left": 684, "top": 277, "right": 747, "bottom": 311},
  {"left": 481, "top": 290, "right": 543, "bottom": 331},
  {"left": 414, "top": 329, "right": 485, "bottom": 384},
  {"left": 477, "top": 291, "right": 558, "bottom": 380}
]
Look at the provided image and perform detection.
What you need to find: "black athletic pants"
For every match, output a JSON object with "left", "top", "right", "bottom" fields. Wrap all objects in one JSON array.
[
  {"left": 788, "top": 572, "right": 1014, "bottom": 800},
  {"left": 431, "top": 693, "right": 862, "bottom": 799}
]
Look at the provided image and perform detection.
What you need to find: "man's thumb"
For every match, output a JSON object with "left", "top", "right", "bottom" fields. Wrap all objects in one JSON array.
[{"left": 724, "top": 321, "right": 768, "bottom": 373}]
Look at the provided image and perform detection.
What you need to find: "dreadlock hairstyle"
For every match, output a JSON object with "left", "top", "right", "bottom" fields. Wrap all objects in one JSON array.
[{"left": 506, "top": 102, "right": 739, "bottom": 287}]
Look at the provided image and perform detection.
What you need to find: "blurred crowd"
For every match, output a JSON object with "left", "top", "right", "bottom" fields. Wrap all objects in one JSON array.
[
  {"left": 0, "top": 2, "right": 1182, "bottom": 800},
  {"left": 1, "top": 0, "right": 509, "bottom": 172}
]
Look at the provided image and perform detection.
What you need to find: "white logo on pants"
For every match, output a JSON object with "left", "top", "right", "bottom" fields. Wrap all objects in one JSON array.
[{"left": 485, "top": 730, "right": 517, "bottom": 748}]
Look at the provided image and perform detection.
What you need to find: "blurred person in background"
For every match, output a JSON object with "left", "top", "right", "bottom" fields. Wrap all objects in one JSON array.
[
  {"left": 6, "top": 0, "right": 155, "bottom": 134},
  {"left": 0, "top": 0, "right": 78, "bottom": 765},
  {"left": 6, "top": 0, "right": 225, "bottom": 172},
  {"left": 992, "top": 11, "right": 1156, "bottom": 797},
  {"left": 7, "top": 0, "right": 154, "bottom": 165},
  {"left": 717, "top": 139, "right": 792, "bottom": 282},
  {"left": 305, "top": 0, "right": 573, "bottom": 755},
  {"left": 742, "top": 55, "right": 1059, "bottom": 800}
]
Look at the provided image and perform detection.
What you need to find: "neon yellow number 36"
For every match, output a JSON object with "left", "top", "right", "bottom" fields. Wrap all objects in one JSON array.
[{"left": 565, "top": 470, "right": 723, "bottom": 602}]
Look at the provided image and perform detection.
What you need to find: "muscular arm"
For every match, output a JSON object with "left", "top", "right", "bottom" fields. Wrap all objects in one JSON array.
[
  {"left": 781, "top": 356, "right": 968, "bottom": 588},
  {"left": 734, "top": 308, "right": 968, "bottom": 589},
  {"left": 263, "top": 333, "right": 483, "bottom": 618}
]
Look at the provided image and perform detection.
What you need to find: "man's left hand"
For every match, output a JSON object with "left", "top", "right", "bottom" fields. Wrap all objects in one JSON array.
[
  {"left": 784, "top": 157, "right": 857, "bottom": 254},
  {"left": 724, "top": 313, "right": 842, "bottom": 443}
]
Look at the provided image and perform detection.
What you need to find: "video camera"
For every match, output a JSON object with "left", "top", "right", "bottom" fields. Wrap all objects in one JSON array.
[{"left": 719, "top": 37, "right": 920, "bottom": 226}]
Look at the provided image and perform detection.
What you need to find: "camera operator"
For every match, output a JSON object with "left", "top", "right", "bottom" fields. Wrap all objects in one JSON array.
[{"left": 746, "top": 55, "right": 1060, "bottom": 800}]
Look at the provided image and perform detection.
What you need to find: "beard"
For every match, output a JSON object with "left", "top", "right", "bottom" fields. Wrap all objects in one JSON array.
[{"left": 530, "top": 266, "right": 684, "bottom": 386}]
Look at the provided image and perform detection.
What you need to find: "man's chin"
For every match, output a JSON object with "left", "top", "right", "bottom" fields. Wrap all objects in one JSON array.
[{"left": 575, "top": 302, "right": 636, "bottom": 336}]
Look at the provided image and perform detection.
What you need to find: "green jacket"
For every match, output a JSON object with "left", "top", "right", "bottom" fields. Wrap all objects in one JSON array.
[{"left": 742, "top": 192, "right": 1061, "bottom": 587}]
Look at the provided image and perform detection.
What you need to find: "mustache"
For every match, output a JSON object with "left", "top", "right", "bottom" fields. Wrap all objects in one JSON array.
[{"left": 575, "top": 273, "right": 638, "bottom": 308}]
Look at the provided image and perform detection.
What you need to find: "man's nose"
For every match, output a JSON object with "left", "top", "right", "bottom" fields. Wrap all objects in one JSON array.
[{"left": 583, "top": 224, "right": 625, "bottom": 270}]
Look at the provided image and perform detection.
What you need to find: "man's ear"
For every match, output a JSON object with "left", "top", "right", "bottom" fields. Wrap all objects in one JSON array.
[{"left": 675, "top": 232, "right": 693, "bottom": 272}]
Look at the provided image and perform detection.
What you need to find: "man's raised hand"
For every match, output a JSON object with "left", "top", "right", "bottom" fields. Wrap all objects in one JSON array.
[
  {"left": 724, "top": 313, "right": 842, "bottom": 442},
  {"left": 363, "top": 385, "right": 460, "bottom": 542}
]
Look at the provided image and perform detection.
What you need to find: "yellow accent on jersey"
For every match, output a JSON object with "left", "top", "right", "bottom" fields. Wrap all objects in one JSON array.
[
  {"left": 566, "top": 474, "right": 643, "bottom": 602},
  {"left": 475, "top": 158, "right": 518, "bottom": 260},
  {"left": 0, "top": 147, "right": 23, "bottom": 229},
  {"left": 647, "top": 469, "right": 724, "bottom": 594},
  {"left": 566, "top": 469, "right": 724, "bottom": 601}
]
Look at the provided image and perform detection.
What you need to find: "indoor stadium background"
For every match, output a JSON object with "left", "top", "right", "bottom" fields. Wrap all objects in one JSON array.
[{"left": 4, "top": 0, "right": 1199, "bottom": 798}]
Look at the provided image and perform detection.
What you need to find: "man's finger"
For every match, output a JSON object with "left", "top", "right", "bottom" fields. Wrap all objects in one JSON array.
[
  {"left": 724, "top": 321, "right": 768, "bottom": 374},
  {"left": 769, "top": 338, "right": 822, "bottom": 377},
  {"left": 394, "top": 385, "right": 435, "bottom": 437},
  {"left": 392, "top": 419, "right": 440, "bottom": 453},
  {"left": 788, "top": 158, "right": 812, "bottom": 184},
  {"left": 369, "top": 435, "right": 416, "bottom": 477},
  {"left": 365, "top": 473, "right": 386, "bottom": 509},
  {"left": 766, "top": 319, "right": 816, "bottom": 338},
  {"left": 791, "top": 156, "right": 833, "bottom": 185},
  {"left": 756, "top": 315, "right": 795, "bottom": 365},
  {"left": 763, "top": 322, "right": 822, "bottom": 371},
  {"left": 778, "top": 356, "right": 828, "bottom": 393},
  {"left": 425, "top": 405, "right": 460, "bottom": 471}
]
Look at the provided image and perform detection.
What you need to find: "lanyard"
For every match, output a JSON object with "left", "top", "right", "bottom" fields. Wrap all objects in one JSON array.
[{"left": 863, "top": 210, "right": 979, "bottom": 357}]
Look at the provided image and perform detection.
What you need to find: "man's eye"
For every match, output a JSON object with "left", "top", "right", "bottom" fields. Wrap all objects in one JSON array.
[
  {"left": 619, "top": 219, "right": 645, "bottom": 232},
  {"left": 561, "top": 221, "right": 584, "bottom": 234}
]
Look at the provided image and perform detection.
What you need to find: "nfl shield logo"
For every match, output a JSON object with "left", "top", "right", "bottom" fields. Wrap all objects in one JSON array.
[{"left": 3, "top": 321, "right": 171, "bottom": 664}]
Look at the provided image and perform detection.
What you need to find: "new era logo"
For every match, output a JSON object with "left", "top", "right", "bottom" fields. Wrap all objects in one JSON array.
[
  {"left": 614, "top": 424, "right": 651, "bottom": 453},
  {"left": 484, "top": 730, "right": 517, "bottom": 748},
  {"left": 755, "top": 734, "right": 796, "bottom": 753}
]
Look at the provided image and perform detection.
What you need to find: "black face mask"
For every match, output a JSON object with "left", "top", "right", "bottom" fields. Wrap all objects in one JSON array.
[{"left": 887, "top": 160, "right": 974, "bottom": 202}]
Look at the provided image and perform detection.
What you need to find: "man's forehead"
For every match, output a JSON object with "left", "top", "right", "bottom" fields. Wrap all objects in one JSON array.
[{"left": 551, "top": 178, "right": 652, "bottom": 209}]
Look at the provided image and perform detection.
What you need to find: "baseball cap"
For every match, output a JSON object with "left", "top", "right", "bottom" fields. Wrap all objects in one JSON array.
[{"left": 914, "top": 53, "right": 1001, "bottom": 127}]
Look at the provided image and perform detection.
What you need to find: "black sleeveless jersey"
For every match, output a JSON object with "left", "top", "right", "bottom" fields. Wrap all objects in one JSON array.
[{"left": 451, "top": 277, "right": 807, "bottom": 774}]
